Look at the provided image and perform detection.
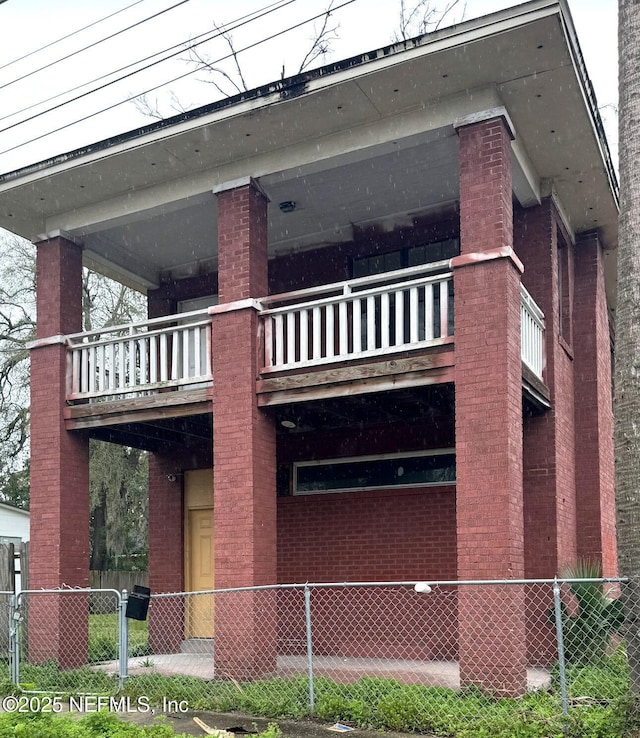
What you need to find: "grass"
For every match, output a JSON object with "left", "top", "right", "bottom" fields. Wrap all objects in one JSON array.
[
  {"left": 6, "top": 655, "right": 639, "bottom": 738},
  {"left": 88, "top": 614, "right": 150, "bottom": 662},
  {"left": 0, "top": 711, "right": 282, "bottom": 737}
]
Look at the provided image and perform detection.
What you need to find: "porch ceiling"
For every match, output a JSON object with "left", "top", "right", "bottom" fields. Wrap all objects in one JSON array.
[{"left": 0, "top": 0, "right": 618, "bottom": 301}]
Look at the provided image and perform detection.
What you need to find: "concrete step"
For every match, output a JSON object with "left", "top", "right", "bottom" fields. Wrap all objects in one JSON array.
[{"left": 181, "top": 638, "right": 215, "bottom": 654}]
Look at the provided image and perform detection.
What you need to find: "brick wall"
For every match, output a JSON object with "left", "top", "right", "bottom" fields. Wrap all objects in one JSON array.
[
  {"left": 278, "top": 487, "right": 457, "bottom": 659},
  {"left": 573, "top": 233, "right": 617, "bottom": 575},
  {"left": 278, "top": 486, "right": 456, "bottom": 583},
  {"left": 30, "top": 236, "right": 89, "bottom": 666},
  {"left": 454, "top": 115, "right": 527, "bottom": 696},
  {"left": 212, "top": 181, "right": 277, "bottom": 678},
  {"left": 217, "top": 183, "right": 268, "bottom": 302},
  {"left": 515, "top": 201, "right": 578, "bottom": 577}
]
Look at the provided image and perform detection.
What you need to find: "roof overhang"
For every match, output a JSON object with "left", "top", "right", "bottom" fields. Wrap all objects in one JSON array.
[{"left": 0, "top": 0, "right": 618, "bottom": 302}]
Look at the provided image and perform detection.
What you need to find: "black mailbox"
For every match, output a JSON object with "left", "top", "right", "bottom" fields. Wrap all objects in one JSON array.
[{"left": 125, "top": 585, "right": 151, "bottom": 621}]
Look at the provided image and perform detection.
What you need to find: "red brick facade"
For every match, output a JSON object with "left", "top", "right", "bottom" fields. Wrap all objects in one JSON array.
[
  {"left": 453, "top": 116, "right": 527, "bottom": 695},
  {"left": 212, "top": 181, "right": 277, "bottom": 677},
  {"left": 30, "top": 236, "right": 89, "bottom": 666},
  {"left": 573, "top": 233, "right": 617, "bottom": 575},
  {"left": 26, "top": 128, "right": 617, "bottom": 695}
]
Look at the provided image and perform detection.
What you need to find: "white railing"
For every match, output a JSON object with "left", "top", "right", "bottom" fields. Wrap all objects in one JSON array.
[
  {"left": 66, "top": 309, "right": 212, "bottom": 401},
  {"left": 521, "top": 285, "right": 545, "bottom": 380},
  {"left": 261, "top": 262, "right": 454, "bottom": 372}
]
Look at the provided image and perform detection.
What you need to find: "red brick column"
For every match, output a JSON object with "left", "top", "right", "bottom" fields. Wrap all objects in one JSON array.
[
  {"left": 212, "top": 179, "right": 277, "bottom": 679},
  {"left": 29, "top": 235, "right": 89, "bottom": 667},
  {"left": 148, "top": 455, "right": 184, "bottom": 653},
  {"left": 573, "top": 233, "right": 617, "bottom": 575},
  {"left": 453, "top": 113, "right": 527, "bottom": 695},
  {"left": 515, "top": 202, "right": 578, "bottom": 576}
]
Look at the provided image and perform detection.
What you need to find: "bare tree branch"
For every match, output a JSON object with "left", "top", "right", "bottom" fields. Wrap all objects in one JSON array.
[
  {"left": 394, "top": 0, "right": 466, "bottom": 42},
  {"left": 296, "top": 1, "right": 340, "bottom": 75}
]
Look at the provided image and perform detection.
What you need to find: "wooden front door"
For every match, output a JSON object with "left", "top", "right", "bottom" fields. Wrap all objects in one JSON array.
[{"left": 184, "top": 470, "right": 214, "bottom": 638}]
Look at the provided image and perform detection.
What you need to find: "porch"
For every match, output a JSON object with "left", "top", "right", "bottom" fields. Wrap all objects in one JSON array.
[{"left": 63, "top": 261, "right": 546, "bottom": 434}]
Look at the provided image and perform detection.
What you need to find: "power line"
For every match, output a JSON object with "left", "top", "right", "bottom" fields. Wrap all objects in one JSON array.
[
  {"left": 0, "top": 0, "right": 356, "bottom": 160},
  {"left": 0, "top": 0, "right": 298, "bottom": 138},
  {"left": 0, "top": 0, "right": 193, "bottom": 91},
  {"left": 0, "top": 0, "right": 149, "bottom": 72},
  {"left": 0, "top": 0, "right": 294, "bottom": 125}
]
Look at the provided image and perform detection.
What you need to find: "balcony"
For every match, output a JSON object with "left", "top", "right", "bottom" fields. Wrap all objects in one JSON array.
[
  {"left": 66, "top": 309, "right": 212, "bottom": 402},
  {"left": 261, "top": 262, "right": 454, "bottom": 373},
  {"left": 65, "top": 267, "right": 545, "bottom": 410}
]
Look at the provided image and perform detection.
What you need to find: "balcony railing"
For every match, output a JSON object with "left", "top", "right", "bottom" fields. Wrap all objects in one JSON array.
[
  {"left": 66, "top": 309, "right": 212, "bottom": 402},
  {"left": 260, "top": 262, "right": 454, "bottom": 372},
  {"left": 521, "top": 284, "right": 545, "bottom": 380},
  {"left": 64, "top": 268, "right": 545, "bottom": 404}
]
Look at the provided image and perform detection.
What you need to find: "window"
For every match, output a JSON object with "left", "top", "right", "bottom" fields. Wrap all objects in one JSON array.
[
  {"left": 352, "top": 239, "right": 459, "bottom": 279},
  {"left": 557, "top": 229, "right": 572, "bottom": 344},
  {"left": 293, "top": 450, "right": 455, "bottom": 495}
]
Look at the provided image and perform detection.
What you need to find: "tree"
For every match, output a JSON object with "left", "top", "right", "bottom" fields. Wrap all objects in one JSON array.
[
  {"left": 0, "top": 233, "right": 35, "bottom": 506},
  {"left": 615, "top": 0, "right": 640, "bottom": 697},
  {"left": 393, "top": 0, "right": 465, "bottom": 41},
  {"left": 136, "top": 2, "right": 340, "bottom": 120},
  {"left": 0, "top": 228, "right": 149, "bottom": 568}
]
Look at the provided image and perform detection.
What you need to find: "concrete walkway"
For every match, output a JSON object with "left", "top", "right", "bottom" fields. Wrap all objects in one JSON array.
[{"left": 100, "top": 653, "right": 550, "bottom": 691}]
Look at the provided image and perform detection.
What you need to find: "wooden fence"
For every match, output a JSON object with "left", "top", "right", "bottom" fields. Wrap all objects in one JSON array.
[{"left": 89, "top": 570, "right": 149, "bottom": 592}]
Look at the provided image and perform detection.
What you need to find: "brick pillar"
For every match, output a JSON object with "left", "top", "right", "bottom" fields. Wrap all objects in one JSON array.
[
  {"left": 148, "top": 455, "right": 184, "bottom": 653},
  {"left": 573, "top": 233, "right": 617, "bottom": 576},
  {"left": 29, "top": 235, "right": 89, "bottom": 667},
  {"left": 212, "top": 179, "right": 277, "bottom": 679},
  {"left": 515, "top": 201, "right": 578, "bottom": 577},
  {"left": 514, "top": 200, "right": 579, "bottom": 667},
  {"left": 453, "top": 112, "right": 527, "bottom": 695}
]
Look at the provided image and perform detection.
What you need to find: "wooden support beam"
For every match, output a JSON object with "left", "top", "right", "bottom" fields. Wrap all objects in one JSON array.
[
  {"left": 256, "top": 349, "right": 455, "bottom": 406},
  {"left": 64, "top": 388, "right": 211, "bottom": 430}
]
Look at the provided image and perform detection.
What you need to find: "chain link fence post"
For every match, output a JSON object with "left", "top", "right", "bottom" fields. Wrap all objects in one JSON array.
[
  {"left": 304, "top": 583, "right": 315, "bottom": 712},
  {"left": 118, "top": 589, "right": 129, "bottom": 689},
  {"left": 552, "top": 578, "right": 569, "bottom": 717},
  {"left": 9, "top": 593, "right": 19, "bottom": 686}
]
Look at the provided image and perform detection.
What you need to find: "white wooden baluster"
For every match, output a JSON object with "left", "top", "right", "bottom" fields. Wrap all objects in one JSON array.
[
  {"left": 424, "top": 285, "right": 434, "bottom": 341},
  {"left": 366, "top": 296, "right": 375, "bottom": 351},
  {"left": 380, "top": 292, "right": 390, "bottom": 349},
  {"left": 128, "top": 328, "right": 135, "bottom": 387},
  {"left": 300, "top": 308, "right": 309, "bottom": 363},
  {"left": 72, "top": 348, "right": 80, "bottom": 395},
  {"left": 286, "top": 312, "right": 296, "bottom": 366},
  {"left": 98, "top": 344, "right": 105, "bottom": 392},
  {"left": 169, "top": 330, "right": 178, "bottom": 380},
  {"left": 394, "top": 290, "right": 404, "bottom": 347},
  {"left": 353, "top": 298, "right": 362, "bottom": 355},
  {"left": 193, "top": 327, "right": 201, "bottom": 377},
  {"left": 139, "top": 337, "right": 147, "bottom": 385},
  {"left": 440, "top": 280, "right": 449, "bottom": 338},
  {"left": 159, "top": 333, "right": 168, "bottom": 381},
  {"left": 275, "top": 314, "right": 285, "bottom": 367},
  {"left": 264, "top": 317, "right": 273, "bottom": 369},
  {"left": 88, "top": 345, "right": 96, "bottom": 394},
  {"left": 325, "top": 304, "right": 335, "bottom": 358},
  {"left": 312, "top": 306, "right": 321, "bottom": 361},
  {"left": 409, "top": 287, "right": 419, "bottom": 344},
  {"left": 339, "top": 301, "right": 348, "bottom": 356}
]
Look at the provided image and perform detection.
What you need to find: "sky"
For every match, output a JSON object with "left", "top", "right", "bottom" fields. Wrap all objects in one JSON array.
[{"left": 0, "top": 0, "right": 618, "bottom": 175}]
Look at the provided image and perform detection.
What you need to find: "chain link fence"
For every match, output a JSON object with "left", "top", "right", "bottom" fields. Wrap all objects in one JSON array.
[{"left": 6, "top": 579, "right": 630, "bottom": 732}]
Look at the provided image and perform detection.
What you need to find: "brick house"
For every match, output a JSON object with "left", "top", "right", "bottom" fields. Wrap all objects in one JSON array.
[{"left": 0, "top": 0, "right": 618, "bottom": 694}]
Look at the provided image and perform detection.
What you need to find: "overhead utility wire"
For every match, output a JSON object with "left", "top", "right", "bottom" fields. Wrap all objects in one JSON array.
[
  {"left": 0, "top": 0, "right": 299, "bottom": 136},
  {"left": 0, "top": 0, "right": 356, "bottom": 159},
  {"left": 0, "top": 0, "right": 148, "bottom": 72},
  {"left": 0, "top": 0, "right": 295, "bottom": 125},
  {"left": 0, "top": 0, "right": 192, "bottom": 91}
]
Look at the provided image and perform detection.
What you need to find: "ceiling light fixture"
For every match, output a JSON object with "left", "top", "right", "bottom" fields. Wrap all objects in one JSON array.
[
  {"left": 279, "top": 201, "right": 297, "bottom": 213},
  {"left": 281, "top": 419, "right": 297, "bottom": 429}
]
